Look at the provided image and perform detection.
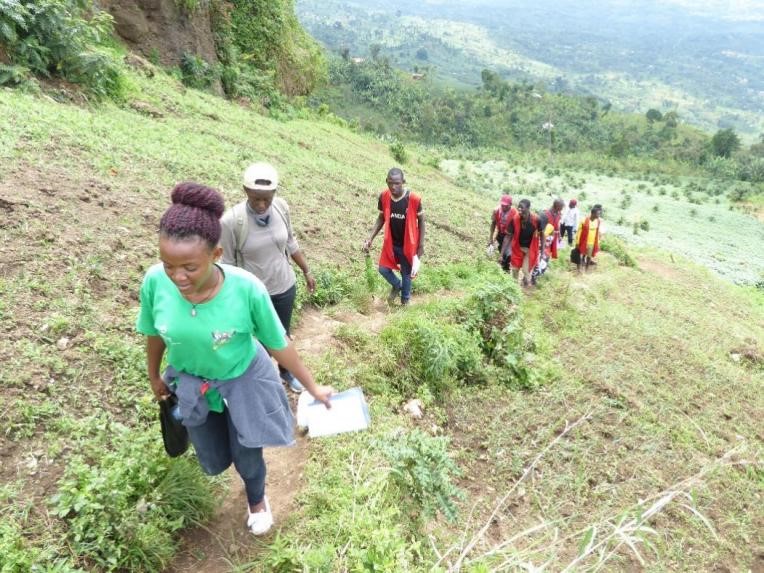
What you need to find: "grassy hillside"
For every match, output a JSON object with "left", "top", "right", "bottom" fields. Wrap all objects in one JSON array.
[{"left": 1, "top": 63, "right": 762, "bottom": 571}]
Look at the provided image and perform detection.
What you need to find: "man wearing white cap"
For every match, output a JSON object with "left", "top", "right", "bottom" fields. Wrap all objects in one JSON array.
[{"left": 220, "top": 163, "right": 315, "bottom": 393}]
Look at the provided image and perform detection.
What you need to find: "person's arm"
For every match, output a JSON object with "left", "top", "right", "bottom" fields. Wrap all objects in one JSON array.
[
  {"left": 363, "top": 213, "right": 385, "bottom": 252},
  {"left": 290, "top": 250, "right": 315, "bottom": 293},
  {"left": 488, "top": 218, "right": 497, "bottom": 246},
  {"left": 416, "top": 213, "right": 426, "bottom": 258},
  {"left": 146, "top": 336, "right": 169, "bottom": 400},
  {"left": 269, "top": 342, "right": 333, "bottom": 407}
]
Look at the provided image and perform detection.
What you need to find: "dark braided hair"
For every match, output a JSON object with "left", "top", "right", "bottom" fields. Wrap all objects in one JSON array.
[{"left": 159, "top": 182, "right": 225, "bottom": 249}]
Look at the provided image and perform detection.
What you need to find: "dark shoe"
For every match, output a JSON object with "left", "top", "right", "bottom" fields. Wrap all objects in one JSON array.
[
  {"left": 401, "top": 298, "right": 410, "bottom": 306},
  {"left": 388, "top": 284, "right": 402, "bottom": 302}
]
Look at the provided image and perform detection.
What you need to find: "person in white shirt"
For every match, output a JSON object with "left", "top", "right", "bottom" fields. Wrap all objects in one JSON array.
[{"left": 560, "top": 198, "right": 580, "bottom": 247}]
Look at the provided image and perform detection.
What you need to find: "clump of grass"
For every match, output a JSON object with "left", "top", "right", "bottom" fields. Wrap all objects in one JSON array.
[
  {"left": 380, "top": 312, "right": 485, "bottom": 396},
  {"left": 306, "top": 268, "right": 353, "bottom": 307},
  {"left": 600, "top": 235, "right": 637, "bottom": 267},
  {"left": 50, "top": 427, "right": 217, "bottom": 571}
]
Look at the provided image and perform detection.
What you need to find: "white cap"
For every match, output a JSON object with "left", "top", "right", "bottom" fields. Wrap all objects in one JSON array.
[{"left": 242, "top": 162, "right": 279, "bottom": 191}]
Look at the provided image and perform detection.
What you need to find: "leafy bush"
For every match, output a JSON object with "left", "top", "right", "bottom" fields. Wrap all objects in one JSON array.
[
  {"left": 306, "top": 268, "right": 353, "bottom": 307},
  {"left": 389, "top": 140, "right": 408, "bottom": 164},
  {"left": 180, "top": 52, "right": 217, "bottom": 90},
  {"left": 50, "top": 428, "right": 216, "bottom": 571},
  {"left": 379, "top": 429, "right": 464, "bottom": 522},
  {"left": 600, "top": 235, "right": 637, "bottom": 267},
  {"left": 459, "top": 279, "right": 541, "bottom": 390},
  {"left": 381, "top": 313, "right": 485, "bottom": 395},
  {"left": 0, "top": 0, "right": 125, "bottom": 98}
]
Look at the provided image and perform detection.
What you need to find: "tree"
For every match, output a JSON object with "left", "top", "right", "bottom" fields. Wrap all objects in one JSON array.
[
  {"left": 750, "top": 134, "right": 764, "bottom": 157},
  {"left": 662, "top": 111, "right": 679, "bottom": 128},
  {"left": 415, "top": 48, "right": 429, "bottom": 61},
  {"left": 711, "top": 128, "right": 741, "bottom": 158},
  {"left": 645, "top": 108, "right": 663, "bottom": 123},
  {"left": 369, "top": 44, "right": 381, "bottom": 60}
]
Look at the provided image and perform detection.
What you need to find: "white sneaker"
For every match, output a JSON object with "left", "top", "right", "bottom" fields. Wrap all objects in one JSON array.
[{"left": 247, "top": 496, "right": 273, "bottom": 536}]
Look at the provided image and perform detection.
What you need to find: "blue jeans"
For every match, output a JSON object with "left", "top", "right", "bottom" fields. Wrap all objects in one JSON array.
[
  {"left": 187, "top": 408, "right": 266, "bottom": 506},
  {"left": 379, "top": 245, "right": 412, "bottom": 302}
]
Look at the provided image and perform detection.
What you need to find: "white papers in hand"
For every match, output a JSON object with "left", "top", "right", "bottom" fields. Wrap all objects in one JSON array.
[
  {"left": 305, "top": 387, "right": 370, "bottom": 438},
  {"left": 411, "top": 255, "right": 421, "bottom": 278}
]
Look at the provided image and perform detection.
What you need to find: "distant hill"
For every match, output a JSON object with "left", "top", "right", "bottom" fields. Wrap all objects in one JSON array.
[{"left": 296, "top": 0, "right": 764, "bottom": 138}]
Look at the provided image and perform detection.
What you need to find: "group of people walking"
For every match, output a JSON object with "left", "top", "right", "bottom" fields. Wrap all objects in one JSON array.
[
  {"left": 488, "top": 195, "right": 603, "bottom": 285},
  {"left": 136, "top": 164, "right": 601, "bottom": 538},
  {"left": 136, "top": 164, "right": 429, "bottom": 537}
]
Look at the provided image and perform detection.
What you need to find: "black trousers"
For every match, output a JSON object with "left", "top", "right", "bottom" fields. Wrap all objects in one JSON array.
[{"left": 269, "top": 283, "right": 297, "bottom": 376}]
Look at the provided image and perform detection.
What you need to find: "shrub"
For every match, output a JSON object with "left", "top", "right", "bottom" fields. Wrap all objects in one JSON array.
[
  {"left": 459, "top": 279, "right": 540, "bottom": 390},
  {"left": 180, "top": 52, "right": 217, "bottom": 89},
  {"left": 379, "top": 429, "right": 464, "bottom": 522},
  {"left": 389, "top": 140, "right": 408, "bottom": 164},
  {"left": 0, "top": 0, "right": 125, "bottom": 98},
  {"left": 306, "top": 268, "right": 353, "bottom": 307},
  {"left": 50, "top": 428, "right": 216, "bottom": 571},
  {"left": 600, "top": 235, "right": 637, "bottom": 267},
  {"left": 381, "top": 314, "right": 485, "bottom": 395},
  {"left": 639, "top": 219, "right": 650, "bottom": 231}
]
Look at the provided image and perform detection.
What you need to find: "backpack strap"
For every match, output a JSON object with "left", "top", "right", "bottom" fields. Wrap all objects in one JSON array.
[
  {"left": 231, "top": 201, "right": 248, "bottom": 267},
  {"left": 231, "top": 197, "right": 294, "bottom": 264}
]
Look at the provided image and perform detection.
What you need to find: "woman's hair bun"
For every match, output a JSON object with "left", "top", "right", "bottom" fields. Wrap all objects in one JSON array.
[{"left": 171, "top": 182, "right": 225, "bottom": 219}]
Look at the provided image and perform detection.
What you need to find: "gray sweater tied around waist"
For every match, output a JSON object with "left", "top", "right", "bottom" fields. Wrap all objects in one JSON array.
[{"left": 163, "top": 341, "right": 295, "bottom": 448}]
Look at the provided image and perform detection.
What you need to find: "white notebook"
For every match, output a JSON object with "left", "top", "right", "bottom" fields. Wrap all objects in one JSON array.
[{"left": 304, "top": 387, "right": 370, "bottom": 438}]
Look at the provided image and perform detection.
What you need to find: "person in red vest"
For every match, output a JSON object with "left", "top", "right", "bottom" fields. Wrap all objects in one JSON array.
[
  {"left": 363, "top": 168, "right": 425, "bottom": 305},
  {"left": 543, "top": 198, "right": 564, "bottom": 259},
  {"left": 503, "top": 198, "right": 545, "bottom": 287},
  {"left": 488, "top": 194, "right": 515, "bottom": 270},
  {"left": 575, "top": 204, "right": 603, "bottom": 272}
]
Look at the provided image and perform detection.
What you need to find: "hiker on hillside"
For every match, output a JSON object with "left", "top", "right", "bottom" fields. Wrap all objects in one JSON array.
[
  {"left": 543, "top": 198, "right": 565, "bottom": 259},
  {"left": 575, "top": 204, "right": 603, "bottom": 272},
  {"left": 531, "top": 223, "right": 556, "bottom": 283},
  {"left": 219, "top": 163, "right": 315, "bottom": 394},
  {"left": 362, "top": 168, "right": 425, "bottom": 305},
  {"left": 137, "top": 182, "right": 333, "bottom": 537},
  {"left": 503, "top": 198, "right": 546, "bottom": 287},
  {"left": 488, "top": 194, "right": 515, "bottom": 270},
  {"left": 560, "top": 198, "right": 579, "bottom": 247}
]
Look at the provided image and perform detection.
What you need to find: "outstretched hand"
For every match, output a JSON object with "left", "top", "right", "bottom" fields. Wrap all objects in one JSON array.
[
  {"left": 311, "top": 384, "right": 334, "bottom": 409},
  {"left": 362, "top": 239, "right": 372, "bottom": 253}
]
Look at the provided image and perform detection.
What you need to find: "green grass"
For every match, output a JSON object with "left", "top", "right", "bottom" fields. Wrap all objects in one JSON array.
[{"left": 438, "top": 253, "right": 764, "bottom": 571}]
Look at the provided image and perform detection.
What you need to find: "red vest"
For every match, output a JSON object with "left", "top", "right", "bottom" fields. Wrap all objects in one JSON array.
[
  {"left": 577, "top": 217, "right": 600, "bottom": 257},
  {"left": 544, "top": 209, "right": 561, "bottom": 259},
  {"left": 380, "top": 189, "right": 421, "bottom": 271},
  {"left": 494, "top": 207, "right": 515, "bottom": 235},
  {"left": 510, "top": 212, "right": 540, "bottom": 271}
]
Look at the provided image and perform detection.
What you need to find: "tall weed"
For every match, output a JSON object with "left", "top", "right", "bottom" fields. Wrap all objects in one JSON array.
[
  {"left": 50, "top": 427, "right": 216, "bottom": 571},
  {"left": 379, "top": 429, "right": 464, "bottom": 522}
]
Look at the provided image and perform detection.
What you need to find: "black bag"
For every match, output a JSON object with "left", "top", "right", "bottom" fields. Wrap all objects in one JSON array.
[
  {"left": 570, "top": 247, "right": 581, "bottom": 265},
  {"left": 159, "top": 394, "right": 189, "bottom": 457}
]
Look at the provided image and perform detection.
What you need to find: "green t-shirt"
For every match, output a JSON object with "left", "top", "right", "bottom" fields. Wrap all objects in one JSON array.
[{"left": 136, "top": 263, "right": 287, "bottom": 382}]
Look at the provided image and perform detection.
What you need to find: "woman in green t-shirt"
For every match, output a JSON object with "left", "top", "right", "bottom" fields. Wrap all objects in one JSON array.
[{"left": 137, "top": 182, "right": 333, "bottom": 536}]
